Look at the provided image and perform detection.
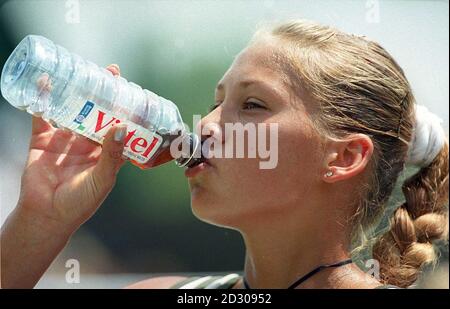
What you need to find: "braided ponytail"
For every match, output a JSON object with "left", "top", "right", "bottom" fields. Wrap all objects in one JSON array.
[{"left": 373, "top": 138, "right": 448, "bottom": 288}]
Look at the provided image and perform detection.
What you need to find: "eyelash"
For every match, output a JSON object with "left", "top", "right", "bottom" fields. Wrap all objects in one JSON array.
[
  {"left": 243, "top": 101, "right": 265, "bottom": 110},
  {"left": 208, "top": 101, "right": 266, "bottom": 112}
]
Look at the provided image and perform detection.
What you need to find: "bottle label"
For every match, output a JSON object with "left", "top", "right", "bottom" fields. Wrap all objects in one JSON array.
[{"left": 68, "top": 100, "right": 163, "bottom": 164}]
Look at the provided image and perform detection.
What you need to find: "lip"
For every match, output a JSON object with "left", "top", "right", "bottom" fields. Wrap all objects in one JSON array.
[{"left": 184, "top": 161, "right": 212, "bottom": 178}]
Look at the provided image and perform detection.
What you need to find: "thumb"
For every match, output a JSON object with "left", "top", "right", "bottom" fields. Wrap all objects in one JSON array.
[
  {"left": 93, "top": 124, "right": 127, "bottom": 187},
  {"left": 31, "top": 115, "right": 52, "bottom": 135}
]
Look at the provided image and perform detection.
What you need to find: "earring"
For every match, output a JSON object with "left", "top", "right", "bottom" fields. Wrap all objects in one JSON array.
[{"left": 325, "top": 170, "right": 333, "bottom": 177}]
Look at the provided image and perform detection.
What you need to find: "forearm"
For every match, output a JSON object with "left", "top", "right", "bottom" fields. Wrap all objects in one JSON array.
[{"left": 1, "top": 206, "right": 72, "bottom": 289}]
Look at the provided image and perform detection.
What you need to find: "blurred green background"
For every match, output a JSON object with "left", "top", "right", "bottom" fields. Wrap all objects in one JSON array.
[{"left": 0, "top": 0, "right": 448, "bottom": 288}]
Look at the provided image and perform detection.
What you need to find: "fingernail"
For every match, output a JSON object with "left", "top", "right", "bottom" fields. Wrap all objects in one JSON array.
[
  {"left": 114, "top": 125, "right": 127, "bottom": 142},
  {"left": 109, "top": 64, "right": 120, "bottom": 73}
]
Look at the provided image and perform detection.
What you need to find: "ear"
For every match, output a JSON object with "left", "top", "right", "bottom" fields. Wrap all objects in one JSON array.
[{"left": 323, "top": 134, "right": 374, "bottom": 183}]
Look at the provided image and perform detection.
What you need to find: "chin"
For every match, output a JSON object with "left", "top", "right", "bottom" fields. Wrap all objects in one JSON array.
[{"left": 190, "top": 194, "right": 240, "bottom": 229}]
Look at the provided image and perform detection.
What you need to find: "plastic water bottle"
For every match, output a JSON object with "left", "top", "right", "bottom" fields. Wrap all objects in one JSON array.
[{"left": 1, "top": 35, "right": 201, "bottom": 169}]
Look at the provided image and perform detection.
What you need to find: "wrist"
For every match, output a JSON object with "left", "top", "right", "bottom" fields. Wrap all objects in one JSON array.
[
  {"left": 13, "top": 201, "right": 76, "bottom": 241},
  {"left": 1, "top": 204, "right": 73, "bottom": 288}
]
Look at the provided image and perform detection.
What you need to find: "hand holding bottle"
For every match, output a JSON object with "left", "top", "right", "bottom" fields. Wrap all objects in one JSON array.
[{"left": 0, "top": 65, "right": 127, "bottom": 289}]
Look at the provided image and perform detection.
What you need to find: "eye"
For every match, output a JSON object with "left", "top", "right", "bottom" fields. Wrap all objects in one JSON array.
[{"left": 242, "top": 100, "right": 266, "bottom": 110}]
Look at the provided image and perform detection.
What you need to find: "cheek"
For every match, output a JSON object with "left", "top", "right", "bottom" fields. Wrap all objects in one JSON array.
[
  {"left": 277, "top": 124, "right": 321, "bottom": 178},
  {"left": 248, "top": 126, "right": 320, "bottom": 204},
  {"left": 191, "top": 123, "right": 322, "bottom": 221}
]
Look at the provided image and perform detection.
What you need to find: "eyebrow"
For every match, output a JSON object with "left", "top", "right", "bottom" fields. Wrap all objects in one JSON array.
[
  {"left": 215, "top": 79, "right": 284, "bottom": 97},
  {"left": 216, "top": 80, "right": 250, "bottom": 92}
]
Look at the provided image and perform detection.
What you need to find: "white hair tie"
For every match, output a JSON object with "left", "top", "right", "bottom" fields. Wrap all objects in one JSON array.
[{"left": 407, "top": 104, "right": 447, "bottom": 167}]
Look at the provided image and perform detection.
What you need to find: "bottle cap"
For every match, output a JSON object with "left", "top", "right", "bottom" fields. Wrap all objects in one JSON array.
[{"left": 175, "top": 133, "right": 203, "bottom": 167}]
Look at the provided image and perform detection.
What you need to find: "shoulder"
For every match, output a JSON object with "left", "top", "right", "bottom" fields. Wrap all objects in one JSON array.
[{"left": 125, "top": 276, "right": 188, "bottom": 289}]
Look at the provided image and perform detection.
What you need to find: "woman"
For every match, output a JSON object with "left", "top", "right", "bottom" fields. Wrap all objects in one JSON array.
[{"left": 1, "top": 19, "right": 448, "bottom": 289}]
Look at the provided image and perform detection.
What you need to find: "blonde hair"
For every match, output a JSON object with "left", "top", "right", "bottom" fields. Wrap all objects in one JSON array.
[{"left": 255, "top": 19, "right": 449, "bottom": 288}]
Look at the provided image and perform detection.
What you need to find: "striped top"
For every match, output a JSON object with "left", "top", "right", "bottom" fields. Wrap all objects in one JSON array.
[
  {"left": 170, "top": 274, "right": 241, "bottom": 289},
  {"left": 169, "top": 273, "right": 401, "bottom": 289}
]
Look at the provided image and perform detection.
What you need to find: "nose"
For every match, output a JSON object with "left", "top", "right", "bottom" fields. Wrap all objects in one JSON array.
[{"left": 196, "top": 108, "right": 225, "bottom": 144}]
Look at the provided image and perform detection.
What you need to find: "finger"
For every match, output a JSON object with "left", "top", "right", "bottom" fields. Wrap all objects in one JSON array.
[
  {"left": 31, "top": 115, "right": 52, "bottom": 135},
  {"left": 36, "top": 73, "right": 52, "bottom": 92},
  {"left": 106, "top": 64, "right": 121, "bottom": 77},
  {"left": 92, "top": 124, "right": 127, "bottom": 187}
]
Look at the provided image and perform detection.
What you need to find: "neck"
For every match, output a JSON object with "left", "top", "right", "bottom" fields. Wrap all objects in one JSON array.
[{"left": 239, "top": 208, "right": 353, "bottom": 289}]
